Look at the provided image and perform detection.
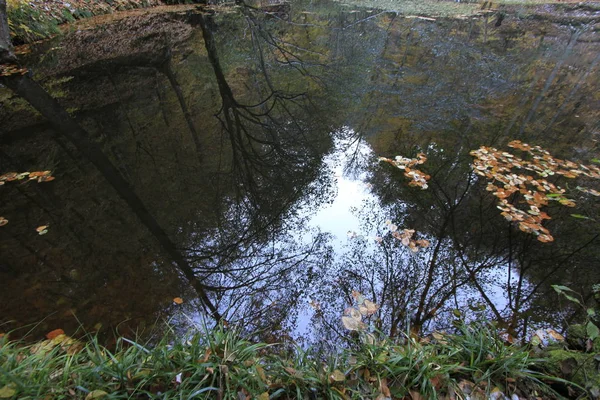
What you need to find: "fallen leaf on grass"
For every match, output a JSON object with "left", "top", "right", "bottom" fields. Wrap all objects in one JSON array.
[
  {"left": 0, "top": 384, "right": 16, "bottom": 398},
  {"left": 330, "top": 369, "right": 345, "bottom": 382},
  {"left": 85, "top": 390, "right": 108, "bottom": 399},
  {"left": 46, "top": 329, "right": 65, "bottom": 340}
]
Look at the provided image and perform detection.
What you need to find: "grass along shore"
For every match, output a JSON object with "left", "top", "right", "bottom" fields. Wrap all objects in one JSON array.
[{"left": 0, "top": 319, "right": 587, "bottom": 399}]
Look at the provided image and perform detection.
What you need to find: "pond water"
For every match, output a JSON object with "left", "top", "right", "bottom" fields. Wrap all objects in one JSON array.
[{"left": 1, "top": 0, "right": 599, "bottom": 344}]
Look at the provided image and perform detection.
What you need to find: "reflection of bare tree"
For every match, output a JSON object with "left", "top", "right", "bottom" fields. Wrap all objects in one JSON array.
[
  {"left": 0, "top": 6, "right": 221, "bottom": 320},
  {"left": 161, "top": 8, "right": 337, "bottom": 328},
  {"left": 196, "top": 10, "right": 324, "bottom": 209},
  {"left": 309, "top": 139, "right": 599, "bottom": 343}
]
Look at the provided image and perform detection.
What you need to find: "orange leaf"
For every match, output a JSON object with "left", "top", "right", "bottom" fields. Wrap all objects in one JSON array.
[
  {"left": 36, "top": 225, "right": 49, "bottom": 232},
  {"left": 173, "top": 297, "right": 184, "bottom": 304},
  {"left": 29, "top": 171, "right": 51, "bottom": 178},
  {"left": 46, "top": 329, "right": 65, "bottom": 340}
]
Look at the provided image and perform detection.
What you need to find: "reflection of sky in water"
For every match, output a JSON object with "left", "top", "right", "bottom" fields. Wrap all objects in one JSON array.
[
  {"left": 308, "top": 131, "right": 379, "bottom": 250},
  {"left": 296, "top": 130, "right": 379, "bottom": 337},
  {"left": 295, "top": 130, "right": 532, "bottom": 340}
]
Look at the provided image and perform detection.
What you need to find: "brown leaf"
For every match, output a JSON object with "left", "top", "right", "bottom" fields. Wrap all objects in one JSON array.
[
  {"left": 410, "top": 390, "right": 424, "bottom": 400},
  {"left": 46, "top": 329, "right": 65, "bottom": 340},
  {"left": 546, "top": 329, "right": 565, "bottom": 342},
  {"left": 173, "top": 297, "right": 184, "bottom": 305},
  {"left": 202, "top": 347, "right": 212, "bottom": 362},
  {"left": 430, "top": 375, "right": 443, "bottom": 390},
  {"left": 380, "top": 378, "right": 391, "bottom": 397}
]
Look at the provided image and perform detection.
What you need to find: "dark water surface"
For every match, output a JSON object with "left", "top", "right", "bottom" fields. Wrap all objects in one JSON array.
[{"left": 1, "top": 1, "right": 599, "bottom": 343}]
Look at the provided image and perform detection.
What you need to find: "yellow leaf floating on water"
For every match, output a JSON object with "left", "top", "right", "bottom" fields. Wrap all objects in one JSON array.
[
  {"left": 173, "top": 297, "right": 184, "bottom": 305},
  {"left": 379, "top": 153, "right": 430, "bottom": 189},
  {"left": 341, "top": 316, "right": 366, "bottom": 331},
  {"left": 471, "top": 141, "right": 600, "bottom": 243},
  {"left": 342, "top": 292, "right": 380, "bottom": 331},
  {"left": 363, "top": 300, "right": 379, "bottom": 315}
]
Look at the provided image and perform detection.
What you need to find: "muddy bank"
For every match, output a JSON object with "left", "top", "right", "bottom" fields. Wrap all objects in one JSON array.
[{"left": 6, "top": 0, "right": 170, "bottom": 43}]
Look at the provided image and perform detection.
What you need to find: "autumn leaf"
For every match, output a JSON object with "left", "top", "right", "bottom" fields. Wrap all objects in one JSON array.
[
  {"left": 29, "top": 171, "right": 51, "bottom": 178},
  {"left": 329, "top": 369, "right": 345, "bottom": 382},
  {"left": 362, "top": 299, "right": 379, "bottom": 316},
  {"left": 0, "top": 384, "right": 16, "bottom": 399},
  {"left": 46, "top": 328, "right": 65, "bottom": 340},
  {"left": 173, "top": 297, "right": 184, "bottom": 305},
  {"left": 0, "top": 217, "right": 7, "bottom": 227},
  {"left": 0, "top": 172, "right": 18, "bottom": 181},
  {"left": 258, "top": 392, "right": 269, "bottom": 400},
  {"left": 85, "top": 390, "right": 108, "bottom": 399},
  {"left": 546, "top": 329, "right": 565, "bottom": 342},
  {"left": 379, "top": 153, "right": 430, "bottom": 189},
  {"left": 341, "top": 316, "right": 366, "bottom": 331},
  {"left": 380, "top": 378, "right": 391, "bottom": 397},
  {"left": 351, "top": 290, "right": 365, "bottom": 305},
  {"left": 345, "top": 307, "right": 362, "bottom": 320},
  {"left": 471, "top": 141, "right": 600, "bottom": 243}
]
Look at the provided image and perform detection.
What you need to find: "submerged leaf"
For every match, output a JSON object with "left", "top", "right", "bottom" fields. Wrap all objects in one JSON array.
[{"left": 173, "top": 297, "right": 184, "bottom": 305}]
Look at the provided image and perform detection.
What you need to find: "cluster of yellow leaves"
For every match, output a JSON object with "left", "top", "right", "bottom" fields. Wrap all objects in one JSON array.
[
  {"left": 386, "top": 220, "right": 430, "bottom": 252},
  {"left": 0, "top": 63, "right": 28, "bottom": 77},
  {"left": 470, "top": 140, "right": 600, "bottom": 243},
  {"left": 0, "top": 171, "right": 55, "bottom": 228},
  {"left": 341, "top": 291, "right": 379, "bottom": 331},
  {"left": 31, "top": 328, "right": 83, "bottom": 356},
  {"left": 378, "top": 153, "right": 430, "bottom": 189},
  {"left": 0, "top": 170, "right": 55, "bottom": 184}
]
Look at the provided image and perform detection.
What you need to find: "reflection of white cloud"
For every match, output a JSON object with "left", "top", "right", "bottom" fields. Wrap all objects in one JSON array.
[{"left": 307, "top": 130, "right": 380, "bottom": 250}]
